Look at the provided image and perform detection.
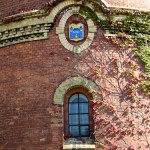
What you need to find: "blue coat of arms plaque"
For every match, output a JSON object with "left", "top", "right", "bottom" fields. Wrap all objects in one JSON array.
[{"left": 69, "top": 23, "right": 84, "bottom": 41}]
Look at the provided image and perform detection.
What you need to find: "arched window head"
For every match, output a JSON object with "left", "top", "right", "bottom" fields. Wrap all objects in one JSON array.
[
  {"left": 69, "top": 93, "right": 89, "bottom": 137},
  {"left": 64, "top": 87, "right": 94, "bottom": 139}
]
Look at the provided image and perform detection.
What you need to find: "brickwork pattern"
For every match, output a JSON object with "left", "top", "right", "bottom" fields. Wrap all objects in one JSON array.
[
  {"left": 1, "top": 0, "right": 138, "bottom": 49},
  {"left": 0, "top": 1, "right": 149, "bottom": 150},
  {"left": 0, "top": 0, "right": 82, "bottom": 48},
  {"left": 0, "top": 0, "right": 62, "bottom": 19},
  {"left": 0, "top": 17, "right": 107, "bottom": 149},
  {"left": 0, "top": 17, "right": 148, "bottom": 149}
]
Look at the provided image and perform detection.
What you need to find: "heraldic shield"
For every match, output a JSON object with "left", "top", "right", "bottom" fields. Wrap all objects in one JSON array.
[{"left": 69, "top": 23, "right": 84, "bottom": 41}]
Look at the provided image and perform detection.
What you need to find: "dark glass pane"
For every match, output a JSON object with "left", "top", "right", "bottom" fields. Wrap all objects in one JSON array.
[
  {"left": 80, "top": 126, "right": 89, "bottom": 136},
  {"left": 69, "top": 115, "right": 79, "bottom": 125},
  {"left": 69, "top": 103, "right": 78, "bottom": 113},
  {"left": 70, "top": 126, "right": 79, "bottom": 136},
  {"left": 79, "top": 94, "right": 88, "bottom": 102},
  {"left": 69, "top": 93, "right": 90, "bottom": 137},
  {"left": 79, "top": 114, "right": 89, "bottom": 125},
  {"left": 69, "top": 94, "right": 78, "bottom": 103},
  {"left": 79, "top": 103, "right": 88, "bottom": 113}
]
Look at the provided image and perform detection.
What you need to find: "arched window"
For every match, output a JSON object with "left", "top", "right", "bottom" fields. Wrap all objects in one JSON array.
[{"left": 69, "top": 93, "right": 89, "bottom": 137}]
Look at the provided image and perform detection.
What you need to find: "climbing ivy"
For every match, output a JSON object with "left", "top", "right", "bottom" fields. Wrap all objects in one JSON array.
[
  {"left": 76, "top": 1, "right": 150, "bottom": 149},
  {"left": 79, "top": 0, "right": 150, "bottom": 94}
]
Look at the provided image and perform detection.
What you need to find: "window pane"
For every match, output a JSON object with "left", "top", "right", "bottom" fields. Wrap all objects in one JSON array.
[
  {"left": 69, "top": 94, "right": 78, "bottom": 103},
  {"left": 69, "top": 103, "right": 78, "bottom": 113},
  {"left": 69, "top": 115, "right": 79, "bottom": 125},
  {"left": 79, "top": 94, "right": 88, "bottom": 102},
  {"left": 80, "top": 126, "right": 89, "bottom": 136},
  {"left": 79, "top": 103, "right": 88, "bottom": 113},
  {"left": 79, "top": 114, "right": 89, "bottom": 125},
  {"left": 68, "top": 93, "right": 90, "bottom": 137},
  {"left": 70, "top": 126, "right": 79, "bottom": 136}
]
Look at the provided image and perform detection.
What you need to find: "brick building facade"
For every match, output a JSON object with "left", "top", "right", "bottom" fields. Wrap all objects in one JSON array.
[{"left": 0, "top": 0, "right": 149, "bottom": 150}]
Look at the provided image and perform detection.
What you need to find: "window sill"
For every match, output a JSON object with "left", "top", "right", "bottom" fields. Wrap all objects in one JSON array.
[
  {"left": 63, "top": 138, "right": 95, "bottom": 150},
  {"left": 63, "top": 144, "right": 95, "bottom": 150}
]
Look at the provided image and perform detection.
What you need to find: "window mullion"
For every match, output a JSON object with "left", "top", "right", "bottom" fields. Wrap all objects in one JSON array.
[{"left": 78, "top": 93, "right": 81, "bottom": 137}]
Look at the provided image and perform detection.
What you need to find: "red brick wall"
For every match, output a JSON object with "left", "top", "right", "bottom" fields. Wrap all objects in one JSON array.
[
  {"left": 0, "top": 0, "right": 65, "bottom": 18},
  {"left": 1, "top": 3, "right": 146, "bottom": 150},
  {"left": 0, "top": 1, "right": 118, "bottom": 145},
  {"left": 0, "top": 0, "right": 46, "bottom": 18},
  {"left": 0, "top": 11, "right": 108, "bottom": 148}
]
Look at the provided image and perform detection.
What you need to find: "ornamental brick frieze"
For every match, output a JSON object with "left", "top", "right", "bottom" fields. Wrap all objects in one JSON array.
[
  {"left": 0, "top": 0, "right": 82, "bottom": 48},
  {"left": 0, "top": 0, "right": 128, "bottom": 48},
  {"left": 0, "top": 23, "right": 52, "bottom": 47}
]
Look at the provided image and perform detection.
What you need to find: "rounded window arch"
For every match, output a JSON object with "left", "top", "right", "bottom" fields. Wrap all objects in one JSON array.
[
  {"left": 64, "top": 87, "right": 94, "bottom": 138},
  {"left": 69, "top": 93, "right": 90, "bottom": 137}
]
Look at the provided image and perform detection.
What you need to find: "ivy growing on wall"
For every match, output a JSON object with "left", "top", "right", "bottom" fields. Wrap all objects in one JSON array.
[
  {"left": 80, "top": 0, "right": 150, "bottom": 94},
  {"left": 76, "top": 1, "right": 150, "bottom": 149}
]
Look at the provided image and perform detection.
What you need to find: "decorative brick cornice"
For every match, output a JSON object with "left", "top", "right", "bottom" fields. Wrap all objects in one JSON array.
[
  {"left": 53, "top": 76, "right": 100, "bottom": 105},
  {"left": 0, "top": 0, "right": 82, "bottom": 48},
  {"left": 1, "top": 0, "right": 142, "bottom": 48},
  {"left": 0, "top": 23, "right": 52, "bottom": 47}
]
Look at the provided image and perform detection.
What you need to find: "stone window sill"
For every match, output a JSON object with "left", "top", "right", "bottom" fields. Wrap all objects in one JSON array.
[
  {"left": 63, "top": 144, "right": 95, "bottom": 150},
  {"left": 63, "top": 138, "right": 95, "bottom": 150}
]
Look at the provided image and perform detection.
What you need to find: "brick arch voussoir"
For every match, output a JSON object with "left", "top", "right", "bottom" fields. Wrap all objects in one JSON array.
[{"left": 53, "top": 76, "right": 100, "bottom": 105}]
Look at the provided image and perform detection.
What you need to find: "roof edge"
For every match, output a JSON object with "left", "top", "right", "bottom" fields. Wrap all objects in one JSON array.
[
  {"left": 101, "top": 0, "right": 150, "bottom": 12},
  {"left": 0, "top": 0, "right": 149, "bottom": 25}
]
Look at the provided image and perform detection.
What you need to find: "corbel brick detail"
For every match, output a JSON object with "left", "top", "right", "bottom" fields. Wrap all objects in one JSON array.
[
  {"left": 0, "top": 0, "right": 82, "bottom": 48},
  {"left": 0, "top": 23, "right": 52, "bottom": 47}
]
